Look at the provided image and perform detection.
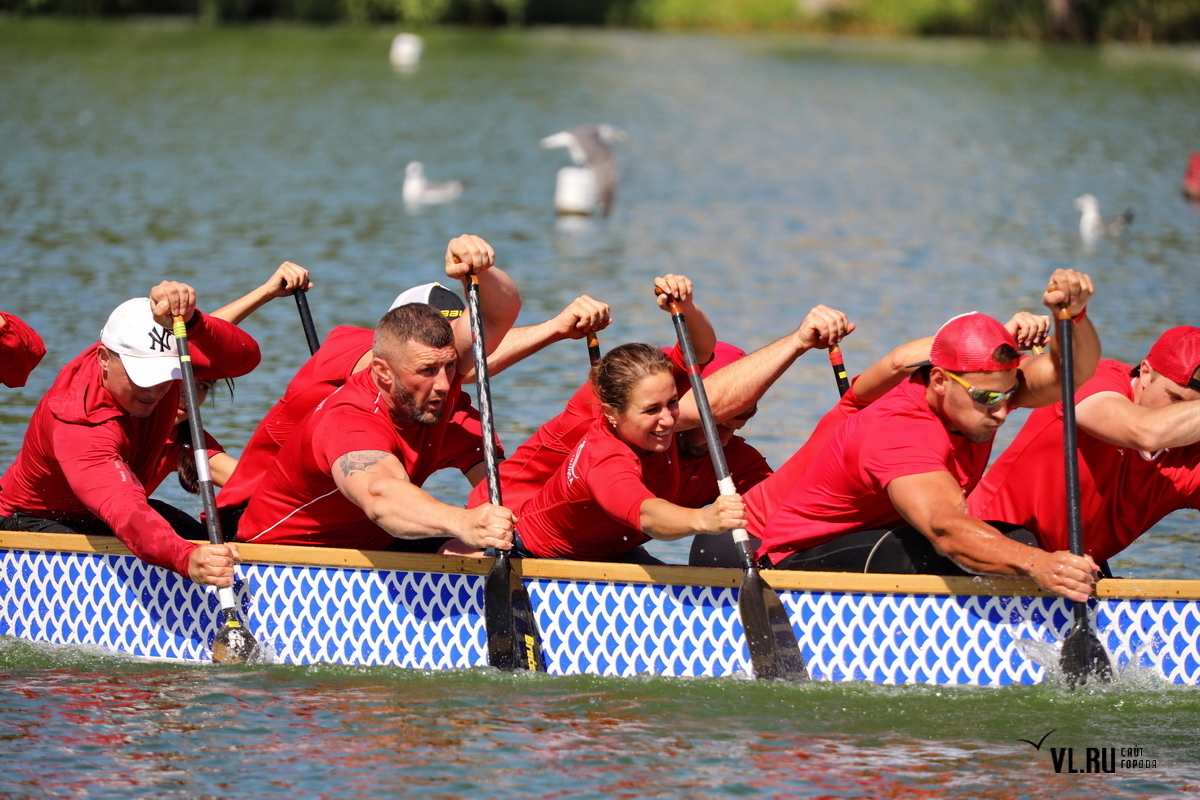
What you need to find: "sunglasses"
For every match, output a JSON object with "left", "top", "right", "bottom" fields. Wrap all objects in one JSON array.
[{"left": 943, "top": 370, "right": 1017, "bottom": 407}]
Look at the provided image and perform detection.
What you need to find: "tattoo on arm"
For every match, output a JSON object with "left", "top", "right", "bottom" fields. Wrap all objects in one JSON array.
[{"left": 336, "top": 450, "right": 392, "bottom": 478}]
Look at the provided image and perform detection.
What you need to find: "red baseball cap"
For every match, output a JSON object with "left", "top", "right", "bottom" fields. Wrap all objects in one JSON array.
[
  {"left": 928, "top": 312, "right": 1020, "bottom": 373},
  {"left": 1147, "top": 326, "right": 1200, "bottom": 391}
]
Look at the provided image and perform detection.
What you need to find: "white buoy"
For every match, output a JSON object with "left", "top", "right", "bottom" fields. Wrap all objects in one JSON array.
[
  {"left": 553, "top": 166, "right": 598, "bottom": 216},
  {"left": 540, "top": 124, "right": 626, "bottom": 217},
  {"left": 389, "top": 33, "right": 423, "bottom": 71}
]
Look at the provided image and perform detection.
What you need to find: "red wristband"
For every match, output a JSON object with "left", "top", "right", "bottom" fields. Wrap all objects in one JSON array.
[{"left": 1070, "top": 306, "right": 1088, "bottom": 323}]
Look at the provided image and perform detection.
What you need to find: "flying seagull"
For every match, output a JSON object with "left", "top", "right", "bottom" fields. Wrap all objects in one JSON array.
[
  {"left": 1074, "top": 194, "right": 1133, "bottom": 242},
  {"left": 403, "top": 162, "right": 464, "bottom": 208},
  {"left": 540, "top": 124, "right": 627, "bottom": 217}
]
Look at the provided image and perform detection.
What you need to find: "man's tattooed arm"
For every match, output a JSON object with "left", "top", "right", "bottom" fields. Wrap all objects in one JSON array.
[{"left": 336, "top": 450, "right": 393, "bottom": 478}]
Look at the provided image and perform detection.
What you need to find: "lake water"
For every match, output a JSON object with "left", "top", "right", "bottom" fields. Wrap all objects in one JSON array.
[{"left": 2, "top": 19, "right": 1200, "bottom": 797}]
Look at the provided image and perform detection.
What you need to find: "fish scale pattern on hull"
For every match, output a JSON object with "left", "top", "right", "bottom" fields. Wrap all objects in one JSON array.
[{"left": 3, "top": 547, "right": 1200, "bottom": 685}]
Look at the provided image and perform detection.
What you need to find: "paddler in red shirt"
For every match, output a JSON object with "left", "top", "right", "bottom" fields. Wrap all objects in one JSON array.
[
  {"left": 237, "top": 301, "right": 516, "bottom": 553},
  {"left": 466, "top": 279, "right": 853, "bottom": 517},
  {"left": 216, "top": 234, "right": 611, "bottom": 534},
  {"left": 758, "top": 269, "right": 1104, "bottom": 603},
  {"left": 0, "top": 281, "right": 261, "bottom": 586},
  {"left": 736, "top": 311, "right": 1052, "bottom": 544},
  {"left": 514, "top": 343, "right": 748, "bottom": 563},
  {"left": 970, "top": 325, "right": 1200, "bottom": 567},
  {"left": 0, "top": 311, "right": 47, "bottom": 388}
]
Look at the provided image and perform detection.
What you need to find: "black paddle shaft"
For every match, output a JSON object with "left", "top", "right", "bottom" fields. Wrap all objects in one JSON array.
[
  {"left": 1059, "top": 316, "right": 1084, "bottom": 571},
  {"left": 465, "top": 278, "right": 503, "bottom": 508},
  {"left": 466, "top": 276, "right": 545, "bottom": 672},
  {"left": 173, "top": 315, "right": 260, "bottom": 664},
  {"left": 294, "top": 287, "right": 320, "bottom": 356},
  {"left": 173, "top": 317, "right": 225, "bottom": 548},
  {"left": 663, "top": 306, "right": 753, "bottom": 562},
  {"left": 1057, "top": 310, "right": 1113, "bottom": 687}
]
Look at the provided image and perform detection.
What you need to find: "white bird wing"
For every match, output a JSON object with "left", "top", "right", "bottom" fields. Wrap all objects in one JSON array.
[{"left": 569, "top": 126, "right": 617, "bottom": 217}]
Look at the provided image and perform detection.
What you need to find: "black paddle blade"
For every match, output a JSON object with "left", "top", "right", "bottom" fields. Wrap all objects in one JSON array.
[
  {"left": 484, "top": 556, "right": 517, "bottom": 670},
  {"left": 510, "top": 571, "right": 546, "bottom": 672},
  {"left": 739, "top": 570, "right": 808, "bottom": 681},
  {"left": 485, "top": 554, "right": 544, "bottom": 671},
  {"left": 211, "top": 614, "right": 260, "bottom": 665},
  {"left": 1060, "top": 619, "right": 1113, "bottom": 690}
]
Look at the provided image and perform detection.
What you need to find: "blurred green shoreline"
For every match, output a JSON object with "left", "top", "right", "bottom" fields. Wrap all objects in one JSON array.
[{"left": 2, "top": 0, "right": 1198, "bottom": 43}]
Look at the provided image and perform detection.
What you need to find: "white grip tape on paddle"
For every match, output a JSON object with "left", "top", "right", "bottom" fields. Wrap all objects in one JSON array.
[
  {"left": 194, "top": 452, "right": 212, "bottom": 483},
  {"left": 217, "top": 586, "right": 237, "bottom": 610},
  {"left": 717, "top": 477, "right": 751, "bottom": 545}
]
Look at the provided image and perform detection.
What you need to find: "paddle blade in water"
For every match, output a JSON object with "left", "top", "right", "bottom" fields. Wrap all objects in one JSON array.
[
  {"left": 485, "top": 554, "right": 518, "bottom": 670},
  {"left": 1060, "top": 618, "right": 1113, "bottom": 690},
  {"left": 739, "top": 570, "right": 808, "bottom": 681},
  {"left": 212, "top": 616, "right": 260, "bottom": 665}
]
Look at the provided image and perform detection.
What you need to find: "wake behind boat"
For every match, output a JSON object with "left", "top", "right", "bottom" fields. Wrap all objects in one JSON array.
[{"left": 3, "top": 531, "right": 1198, "bottom": 686}]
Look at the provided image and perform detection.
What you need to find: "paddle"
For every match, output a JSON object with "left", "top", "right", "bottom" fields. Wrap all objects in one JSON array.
[
  {"left": 1054, "top": 304, "right": 1112, "bottom": 689},
  {"left": 464, "top": 274, "right": 545, "bottom": 672},
  {"left": 172, "top": 315, "right": 261, "bottom": 664},
  {"left": 658, "top": 292, "right": 808, "bottom": 681},
  {"left": 828, "top": 345, "right": 850, "bottom": 397},
  {"left": 293, "top": 286, "right": 320, "bottom": 356},
  {"left": 587, "top": 332, "right": 601, "bottom": 368}
]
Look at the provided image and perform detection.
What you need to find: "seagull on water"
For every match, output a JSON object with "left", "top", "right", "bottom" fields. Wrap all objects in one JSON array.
[
  {"left": 389, "top": 33, "right": 423, "bottom": 71},
  {"left": 540, "top": 124, "right": 627, "bottom": 217},
  {"left": 403, "top": 162, "right": 464, "bottom": 208},
  {"left": 1074, "top": 194, "right": 1133, "bottom": 242}
]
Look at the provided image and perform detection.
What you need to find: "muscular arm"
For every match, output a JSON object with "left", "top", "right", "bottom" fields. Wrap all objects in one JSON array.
[
  {"left": 460, "top": 295, "right": 612, "bottom": 382},
  {"left": 1013, "top": 315, "right": 1100, "bottom": 409},
  {"left": 331, "top": 449, "right": 513, "bottom": 549},
  {"left": 639, "top": 495, "right": 746, "bottom": 541},
  {"left": 210, "top": 262, "right": 312, "bottom": 326},
  {"left": 679, "top": 305, "right": 854, "bottom": 429},
  {"left": 887, "top": 471, "right": 1098, "bottom": 602},
  {"left": 1077, "top": 391, "right": 1200, "bottom": 451},
  {"left": 1013, "top": 269, "right": 1100, "bottom": 409},
  {"left": 443, "top": 235, "right": 521, "bottom": 375}
]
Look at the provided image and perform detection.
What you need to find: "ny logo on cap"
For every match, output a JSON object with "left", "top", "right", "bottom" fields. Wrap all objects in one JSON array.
[{"left": 147, "top": 327, "right": 175, "bottom": 353}]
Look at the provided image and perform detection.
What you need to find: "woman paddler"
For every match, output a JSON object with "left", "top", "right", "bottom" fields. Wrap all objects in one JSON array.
[{"left": 509, "top": 342, "right": 747, "bottom": 564}]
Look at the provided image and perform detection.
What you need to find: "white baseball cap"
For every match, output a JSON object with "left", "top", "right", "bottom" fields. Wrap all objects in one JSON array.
[
  {"left": 387, "top": 282, "right": 465, "bottom": 319},
  {"left": 100, "top": 298, "right": 182, "bottom": 388}
]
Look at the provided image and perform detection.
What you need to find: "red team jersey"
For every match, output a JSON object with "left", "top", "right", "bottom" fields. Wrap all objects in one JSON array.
[
  {"left": 743, "top": 382, "right": 871, "bottom": 538},
  {"left": 218, "top": 326, "right": 373, "bottom": 512},
  {"left": 758, "top": 376, "right": 993, "bottom": 564},
  {"left": 237, "top": 369, "right": 491, "bottom": 550},
  {"left": 969, "top": 359, "right": 1200, "bottom": 562},
  {"left": 515, "top": 417, "right": 682, "bottom": 561},
  {"left": 0, "top": 313, "right": 260, "bottom": 577},
  {"left": 466, "top": 344, "right": 692, "bottom": 514}
]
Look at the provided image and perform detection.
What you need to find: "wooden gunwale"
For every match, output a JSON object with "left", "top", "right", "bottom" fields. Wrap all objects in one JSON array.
[{"left": 2, "top": 531, "right": 1198, "bottom": 600}]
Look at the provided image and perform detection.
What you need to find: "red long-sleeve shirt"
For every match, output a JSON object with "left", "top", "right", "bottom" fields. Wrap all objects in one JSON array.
[
  {"left": 0, "top": 311, "right": 260, "bottom": 577},
  {"left": 0, "top": 312, "right": 47, "bottom": 388}
]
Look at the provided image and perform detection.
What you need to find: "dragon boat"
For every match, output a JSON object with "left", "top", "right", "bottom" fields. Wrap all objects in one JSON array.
[{"left": 2, "top": 531, "right": 1199, "bottom": 686}]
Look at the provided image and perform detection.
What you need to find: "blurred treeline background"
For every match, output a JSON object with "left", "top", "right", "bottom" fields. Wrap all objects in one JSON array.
[{"left": 2, "top": 0, "right": 1198, "bottom": 41}]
